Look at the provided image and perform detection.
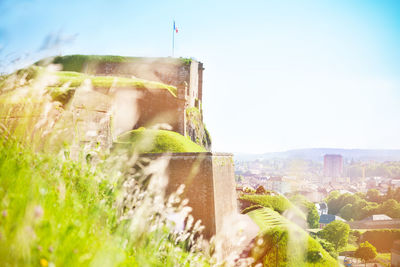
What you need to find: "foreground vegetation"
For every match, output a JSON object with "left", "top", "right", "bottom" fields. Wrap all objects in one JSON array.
[{"left": 0, "top": 136, "right": 212, "bottom": 266}]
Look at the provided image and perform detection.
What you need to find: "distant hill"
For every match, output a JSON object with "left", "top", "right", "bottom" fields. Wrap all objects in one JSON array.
[{"left": 235, "top": 148, "right": 400, "bottom": 162}]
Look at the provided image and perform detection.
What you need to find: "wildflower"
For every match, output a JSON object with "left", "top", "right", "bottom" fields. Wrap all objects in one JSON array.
[
  {"left": 1, "top": 210, "right": 7, "bottom": 218},
  {"left": 40, "top": 258, "right": 48, "bottom": 267},
  {"left": 48, "top": 246, "right": 54, "bottom": 253},
  {"left": 37, "top": 245, "right": 43, "bottom": 251},
  {"left": 34, "top": 205, "right": 44, "bottom": 219}
]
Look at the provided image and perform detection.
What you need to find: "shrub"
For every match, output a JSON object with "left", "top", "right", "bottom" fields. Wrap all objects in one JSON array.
[{"left": 354, "top": 241, "right": 377, "bottom": 265}]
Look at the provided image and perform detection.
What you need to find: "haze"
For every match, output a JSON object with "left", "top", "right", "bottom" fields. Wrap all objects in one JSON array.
[{"left": 1, "top": 0, "right": 399, "bottom": 153}]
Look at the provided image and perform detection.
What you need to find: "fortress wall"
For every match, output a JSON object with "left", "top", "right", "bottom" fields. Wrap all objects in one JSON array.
[
  {"left": 68, "top": 57, "right": 206, "bottom": 142},
  {"left": 188, "top": 61, "right": 199, "bottom": 107},
  {"left": 90, "top": 59, "right": 191, "bottom": 89},
  {"left": 70, "top": 90, "right": 112, "bottom": 149},
  {"left": 139, "top": 152, "right": 237, "bottom": 239},
  {"left": 211, "top": 155, "right": 238, "bottom": 234},
  {"left": 132, "top": 89, "right": 185, "bottom": 135},
  {"left": 197, "top": 62, "right": 204, "bottom": 110}
]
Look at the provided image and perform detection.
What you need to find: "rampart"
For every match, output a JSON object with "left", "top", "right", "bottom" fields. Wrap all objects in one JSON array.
[{"left": 138, "top": 152, "right": 237, "bottom": 239}]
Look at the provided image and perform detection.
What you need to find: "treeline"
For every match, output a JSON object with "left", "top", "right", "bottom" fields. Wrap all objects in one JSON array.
[
  {"left": 326, "top": 188, "right": 400, "bottom": 220},
  {"left": 345, "top": 161, "right": 400, "bottom": 179}
]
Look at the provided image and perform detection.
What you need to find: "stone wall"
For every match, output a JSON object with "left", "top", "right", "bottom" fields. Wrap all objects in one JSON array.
[
  {"left": 348, "top": 219, "right": 400, "bottom": 229},
  {"left": 70, "top": 89, "right": 112, "bottom": 149},
  {"left": 139, "top": 152, "right": 237, "bottom": 239},
  {"left": 82, "top": 57, "right": 206, "bottom": 145}
]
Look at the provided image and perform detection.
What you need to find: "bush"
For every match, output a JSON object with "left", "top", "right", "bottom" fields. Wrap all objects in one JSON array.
[{"left": 354, "top": 241, "right": 377, "bottom": 265}]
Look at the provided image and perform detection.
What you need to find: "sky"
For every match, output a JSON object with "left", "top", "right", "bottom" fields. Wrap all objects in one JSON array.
[{"left": 1, "top": 0, "right": 400, "bottom": 153}]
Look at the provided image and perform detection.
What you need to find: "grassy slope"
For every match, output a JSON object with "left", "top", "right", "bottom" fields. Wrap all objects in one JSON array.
[
  {"left": 247, "top": 207, "right": 339, "bottom": 267},
  {"left": 115, "top": 129, "right": 207, "bottom": 153},
  {"left": 240, "top": 194, "right": 306, "bottom": 221}
]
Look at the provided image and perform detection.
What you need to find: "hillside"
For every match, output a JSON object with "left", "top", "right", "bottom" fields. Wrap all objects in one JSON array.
[
  {"left": 246, "top": 207, "right": 338, "bottom": 266},
  {"left": 236, "top": 148, "right": 400, "bottom": 162}
]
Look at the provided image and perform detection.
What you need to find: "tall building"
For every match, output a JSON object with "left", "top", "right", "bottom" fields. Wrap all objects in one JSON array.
[{"left": 324, "top": 154, "right": 343, "bottom": 180}]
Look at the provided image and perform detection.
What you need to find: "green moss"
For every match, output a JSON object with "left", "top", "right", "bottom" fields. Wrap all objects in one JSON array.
[{"left": 114, "top": 129, "right": 206, "bottom": 153}]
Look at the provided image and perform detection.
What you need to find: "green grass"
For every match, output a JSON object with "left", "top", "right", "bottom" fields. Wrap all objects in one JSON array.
[
  {"left": 340, "top": 243, "right": 358, "bottom": 252},
  {"left": 114, "top": 129, "right": 207, "bottom": 153},
  {"left": 0, "top": 135, "right": 209, "bottom": 266},
  {"left": 240, "top": 194, "right": 307, "bottom": 222},
  {"left": 35, "top": 55, "right": 193, "bottom": 73},
  {"left": 247, "top": 207, "right": 339, "bottom": 266},
  {"left": 247, "top": 206, "right": 291, "bottom": 231},
  {"left": 0, "top": 66, "right": 178, "bottom": 105},
  {"left": 54, "top": 70, "right": 177, "bottom": 95}
]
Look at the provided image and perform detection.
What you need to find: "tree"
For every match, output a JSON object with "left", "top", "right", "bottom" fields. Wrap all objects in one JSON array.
[
  {"left": 354, "top": 241, "right": 377, "bottom": 267},
  {"left": 379, "top": 199, "right": 400, "bottom": 218},
  {"left": 256, "top": 185, "right": 267, "bottom": 194},
  {"left": 366, "top": 189, "right": 381, "bottom": 203},
  {"left": 307, "top": 203, "right": 320, "bottom": 229},
  {"left": 289, "top": 194, "right": 319, "bottom": 228},
  {"left": 339, "top": 204, "right": 353, "bottom": 221},
  {"left": 318, "top": 220, "right": 350, "bottom": 251}
]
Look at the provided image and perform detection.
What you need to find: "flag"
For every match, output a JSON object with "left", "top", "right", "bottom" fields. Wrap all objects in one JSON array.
[{"left": 174, "top": 21, "right": 178, "bottom": 33}]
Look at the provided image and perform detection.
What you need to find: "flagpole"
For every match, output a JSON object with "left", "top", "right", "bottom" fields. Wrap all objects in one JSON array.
[{"left": 172, "top": 20, "right": 175, "bottom": 57}]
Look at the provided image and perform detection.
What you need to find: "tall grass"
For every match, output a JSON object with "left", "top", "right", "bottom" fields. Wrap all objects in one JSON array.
[
  {"left": 0, "top": 130, "right": 217, "bottom": 266},
  {"left": 0, "top": 66, "right": 212, "bottom": 267}
]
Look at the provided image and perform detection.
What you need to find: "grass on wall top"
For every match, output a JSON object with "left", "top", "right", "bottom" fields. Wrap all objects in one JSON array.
[
  {"left": 53, "top": 70, "right": 178, "bottom": 96},
  {"left": 36, "top": 55, "right": 192, "bottom": 73},
  {"left": 114, "top": 129, "right": 207, "bottom": 153}
]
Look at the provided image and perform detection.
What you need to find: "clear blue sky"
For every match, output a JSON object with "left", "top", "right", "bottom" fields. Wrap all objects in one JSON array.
[{"left": 1, "top": 0, "right": 400, "bottom": 153}]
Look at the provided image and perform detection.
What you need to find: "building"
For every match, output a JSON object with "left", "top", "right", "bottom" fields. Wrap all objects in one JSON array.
[
  {"left": 319, "top": 214, "right": 346, "bottom": 228},
  {"left": 316, "top": 202, "right": 328, "bottom": 216},
  {"left": 363, "top": 214, "right": 392, "bottom": 221},
  {"left": 348, "top": 214, "right": 400, "bottom": 229},
  {"left": 324, "top": 154, "right": 343, "bottom": 180},
  {"left": 265, "top": 176, "right": 291, "bottom": 194}
]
